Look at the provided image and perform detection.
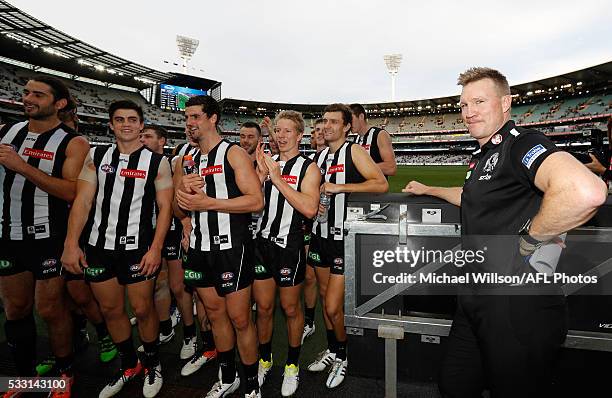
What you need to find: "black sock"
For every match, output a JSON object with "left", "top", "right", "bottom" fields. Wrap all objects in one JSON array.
[
  {"left": 305, "top": 306, "right": 315, "bottom": 326},
  {"left": 259, "top": 340, "right": 272, "bottom": 362},
  {"left": 286, "top": 344, "right": 301, "bottom": 367},
  {"left": 159, "top": 319, "right": 172, "bottom": 336},
  {"left": 117, "top": 336, "right": 138, "bottom": 370},
  {"left": 218, "top": 348, "right": 236, "bottom": 384},
  {"left": 142, "top": 338, "right": 160, "bottom": 368},
  {"left": 336, "top": 339, "right": 347, "bottom": 360},
  {"left": 72, "top": 312, "right": 87, "bottom": 331},
  {"left": 243, "top": 361, "right": 259, "bottom": 393},
  {"left": 5, "top": 313, "right": 37, "bottom": 376},
  {"left": 94, "top": 321, "right": 109, "bottom": 339},
  {"left": 326, "top": 329, "right": 337, "bottom": 353},
  {"left": 201, "top": 329, "right": 214, "bottom": 351},
  {"left": 183, "top": 322, "right": 196, "bottom": 339},
  {"left": 55, "top": 354, "right": 74, "bottom": 375}
]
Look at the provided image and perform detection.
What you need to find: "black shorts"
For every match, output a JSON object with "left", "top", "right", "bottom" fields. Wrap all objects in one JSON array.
[
  {"left": 83, "top": 245, "right": 158, "bottom": 285},
  {"left": 307, "top": 235, "right": 345, "bottom": 275},
  {"left": 254, "top": 238, "right": 306, "bottom": 287},
  {"left": 0, "top": 238, "right": 63, "bottom": 280},
  {"left": 183, "top": 242, "right": 254, "bottom": 297},
  {"left": 303, "top": 220, "right": 313, "bottom": 246}
]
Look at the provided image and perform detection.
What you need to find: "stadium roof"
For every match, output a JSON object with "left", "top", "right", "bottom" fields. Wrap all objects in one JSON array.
[{"left": 0, "top": 0, "right": 217, "bottom": 90}]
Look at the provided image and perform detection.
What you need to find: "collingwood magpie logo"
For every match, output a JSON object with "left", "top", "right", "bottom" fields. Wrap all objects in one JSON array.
[{"left": 479, "top": 153, "right": 499, "bottom": 181}]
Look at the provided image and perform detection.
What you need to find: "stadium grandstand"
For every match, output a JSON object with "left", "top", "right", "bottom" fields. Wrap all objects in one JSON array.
[{"left": 0, "top": 0, "right": 610, "bottom": 166}]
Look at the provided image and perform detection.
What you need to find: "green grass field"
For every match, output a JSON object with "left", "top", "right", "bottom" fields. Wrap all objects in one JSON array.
[{"left": 388, "top": 165, "right": 467, "bottom": 192}]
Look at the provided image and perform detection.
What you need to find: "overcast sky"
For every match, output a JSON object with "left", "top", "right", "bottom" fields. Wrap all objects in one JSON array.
[{"left": 7, "top": 0, "right": 612, "bottom": 104}]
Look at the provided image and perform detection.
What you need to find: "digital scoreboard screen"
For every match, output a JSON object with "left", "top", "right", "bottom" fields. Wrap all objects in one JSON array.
[{"left": 160, "top": 84, "right": 207, "bottom": 111}]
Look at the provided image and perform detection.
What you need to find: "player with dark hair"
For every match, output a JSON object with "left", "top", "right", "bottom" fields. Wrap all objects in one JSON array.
[
  {"left": 306, "top": 103, "right": 388, "bottom": 389},
  {"left": 349, "top": 103, "right": 397, "bottom": 177},
  {"left": 175, "top": 95, "right": 264, "bottom": 398},
  {"left": 62, "top": 100, "right": 173, "bottom": 398},
  {"left": 0, "top": 76, "right": 90, "bottom": 397}
]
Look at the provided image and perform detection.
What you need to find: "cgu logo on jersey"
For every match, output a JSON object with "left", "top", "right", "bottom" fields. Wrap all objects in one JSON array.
[
  {"left": 281, "top": 175, "right": 298, "bottom": 185},
  {"left": 202, "top": 165, "right": 223, "bottom": 176},
  {"left": 327, "top": 165, "right": 344, "bottom": 174},
  {"left": 23, "top": 148, "right": 54, "bottom": 160},
  {"left": 120, "top": 169, "right": 146, "bottom": 179}
]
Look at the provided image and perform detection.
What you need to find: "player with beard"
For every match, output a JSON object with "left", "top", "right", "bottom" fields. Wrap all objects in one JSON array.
[
  {"left": 175, "top": 95, "right": 264, "bottom": 398},
  {"left": 0, "top": 76, "right": 90, "bottom": 397},
  {"left": 62, "top": 100, "right": 173, "bottom": 398}
]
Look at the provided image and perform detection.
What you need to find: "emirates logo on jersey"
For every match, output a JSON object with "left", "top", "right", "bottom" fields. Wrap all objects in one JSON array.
[
  {"left": 201, "top": 165, "right": 223, "bottom": 176},
  {"left": 327, "top": 164, "right": 344, "bottom": 174},
  {"left": 281, "top": 175, "right": 297, "bottom": 184},
  {"left": 23, "top": 148, "right": 54, "bottom": 160},
  {"left": 362, "top": 144, "right": 371, "bottom": 151},
  {"left": 120, "top": 169, "right": 147, "bottom": 179}
]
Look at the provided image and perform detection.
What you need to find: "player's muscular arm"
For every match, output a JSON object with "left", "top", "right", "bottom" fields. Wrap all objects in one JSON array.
[{"left": 0, "top": 136, "right": 89, "bottom": 203}]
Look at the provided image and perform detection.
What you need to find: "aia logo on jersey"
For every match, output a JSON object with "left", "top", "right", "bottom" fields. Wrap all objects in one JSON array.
[
  {"left": 327, "top": 164, "right": 344, "bottom": 174},
  {"left": 201, "top": 165, "right": 223, "bottom": 176},
  {"left": 101, "top": 164, "right": 115, "bottom": 174},
  {"left": 23, "top": 148, "right": 54, "bottom": 160},
  {"left": 221, "top": 272, "right": 234, "bottom": 281},
  {"left": 120, "top": 169, "right": 146, "bottom": 179},
  {"left": 281, "top": 175, "right": 297, "bottom": 184}
]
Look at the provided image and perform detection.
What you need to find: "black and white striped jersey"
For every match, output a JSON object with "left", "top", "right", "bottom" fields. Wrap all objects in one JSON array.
[
  {"left": 84, "top": 145, "right": 163, "bottom": 250},
  {"left": 312, "top": 142, "right": 365, "bottom": 241},
  {"left": 0, "top": 121, "right": 79, "bottom": 240},
  {"left": 256, "top": 154, "right": 314, "bottom": 249},
  {"left": 354, "top": 127, "right": 383, "bottom": 164},
  {"left": 174, "top": 142, "right": 200, "bottom": 158},
  {"left": 190, "top": 140, "right": 250, "bottom": 251},
  {"left": 250, "top": 159, "right": 261, "bottom": 240}
]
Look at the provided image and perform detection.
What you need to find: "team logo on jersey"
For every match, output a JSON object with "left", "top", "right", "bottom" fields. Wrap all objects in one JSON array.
[
  {"left": 482, "top": 153, "right": 499, "bottom": 173},
  {"left": 120, "top": 169, "right": 147, "bottom": 179},
  {"left": 221, "top": 272, "right": 234, "bottom": 281},
  {"left": 280, "top": 267, "right": 291, "bottom": 276},
  {"left": 202, "top": 165, "right": 223, "bottom": 176},
  {"left": 491, "top": 134, "right": 503, "bottom": 145},
  {"left": 23, "top": 148, "right": 54, "bottom": 160},
  {"left": 327, "top": 165, "right": 344, "bottom": 174},
  {"left": 281, "top": 175, "right": 298, "bottom": 185},
  {"left": 101, "top": 164, "right": 116, "bottom": 174}
]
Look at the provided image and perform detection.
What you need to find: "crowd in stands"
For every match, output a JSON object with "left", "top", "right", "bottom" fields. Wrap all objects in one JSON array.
[{"left": 395, "top": 153, "right": 471, "bottom": 165}]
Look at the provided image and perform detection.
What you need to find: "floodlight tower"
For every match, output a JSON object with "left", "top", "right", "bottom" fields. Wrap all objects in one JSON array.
[
  {"left": 176, "top": 35, "right": 200, "bottom": 73},
  {"left": 384, "top": 54, "right": 402, "bottom": 101}
]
